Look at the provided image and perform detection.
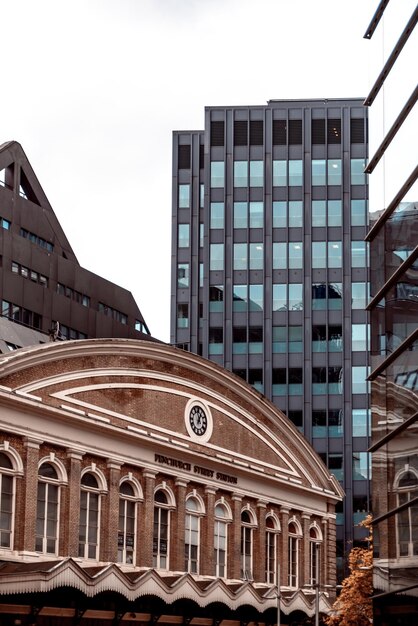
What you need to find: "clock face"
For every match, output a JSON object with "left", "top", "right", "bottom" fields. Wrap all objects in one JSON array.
[{"left": 189, "top": 405, "right": 208, "bottom": 436}]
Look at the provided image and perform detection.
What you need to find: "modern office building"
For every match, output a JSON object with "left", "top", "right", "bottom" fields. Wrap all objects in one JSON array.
[
  {"left": 171, "top": 98, "right": 369, "bottom": 578},
  {"left": 0, "top": 140, "right": 152, "bottom": 350},
  {"left": 364, "top": 1, "right": 418, "bottom": 623},
  {"left": 0, "top": 338, "right": 342, "bottom": 624}
]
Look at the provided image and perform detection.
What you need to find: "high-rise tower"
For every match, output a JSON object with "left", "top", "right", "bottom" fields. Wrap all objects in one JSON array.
[{"left": 171, "top": 98, "right": 369, "bottom": 577}]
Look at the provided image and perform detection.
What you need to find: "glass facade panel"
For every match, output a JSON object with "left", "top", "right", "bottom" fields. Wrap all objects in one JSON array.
[
  {"left": 178, "top": 224, "right": 190, "bottom": 248},
  {"left": 289, "top": 284, "right": 303, "bottom": 310},
  {"left": 210, "top": 244, "right": 224, "bottom": 271},
  {"left": 273, "top": 201, "right": 286, "bottom": 227},
  {"left": 249, "top": 285, "right": 263, "bottom": 311},
  {"left": 249, "top": 243, "right": 263, "bottom": 270},
  {"left": 328, "top": 242, "right": 342, "bottom": 267},
  {"left": 234, "top": 161, "right": 247, "bottom": 187},
  {"left": 250, "top": 160, "right": 263, "bottom": 187},
  {"left": 273, "top": 243, "right": 287, "bottom": 269},
  {"left": 350, "top": 158, "right": 366, "bottom": 185},
  {"left": 351, "top": 282, "right": 367, "bottom": 309},
  {"left": 211, "top": 161, "right": 225, "bottom": 188},
  {"left": 289, "top": 160, "right": 303, "bottom": 186},
  {"left": 273, "top": 160, "right": 287, "bottom": 186},
  {"left": 328, "top": 200, "right": 342, "bottom": 226},
  {"left": 234, "top": 202, "right": 247, "bottom": 229},
  {"left": 179, "top": 184, "right": 190, "bottom": 208},
  {"left": 352, "top": 366, "right": 369, "bottom": 394},
  {"left": 312, "top": 159, "right": 326, "bottom": 185},
  {"left": 351, "top": 199, "right": 367, "bottom": 226},
  {"left": 352, "top": 408, "right": 370, "bottom": 437},
  {"left": 312, "top": 242, "right": 326, "bottom": 268},
  {"left": 233, "top": 285, "right": 248, "bottom": 311},
  {"left": 328, "top": 159, "right": 342, "bottom": 185},
  {"left": 210, "top": 202, "right": 224, "bottom": 229},
  {"left": 312, "top": 200, "right": 326, "bottom": 226},
  {"left": 249, "top": 202, "right": 264, "bottom": 228},
  {"left": 234, "top": 243, "right": 247, "bottom": 270},
  {"left": 178, "top": 263, "right": 189, "bottom": 288},
  {"left": 351, "top": 241, "right": 367, "bottom": 267},
  {"left": 289, "top": 242, "right": 303, "bottom": 269},
  {"left": 273, "top": 284, "right": 287, "bottom": 311},
  {"left": 288, "top": 201, "right": 303, "bottom": 227}
]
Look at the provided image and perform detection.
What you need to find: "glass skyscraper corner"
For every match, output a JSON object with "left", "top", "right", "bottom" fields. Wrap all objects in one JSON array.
[
  {"left": 364, "top": 0, "right": 418, "bottom": 622},
  {"left": 171, "top": 98, "right": 369, "bottom": 579}
]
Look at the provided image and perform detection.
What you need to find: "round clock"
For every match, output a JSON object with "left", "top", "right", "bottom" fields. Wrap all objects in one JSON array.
[{"left": 189, "top": 405, "right": 208, "bottom": 436}]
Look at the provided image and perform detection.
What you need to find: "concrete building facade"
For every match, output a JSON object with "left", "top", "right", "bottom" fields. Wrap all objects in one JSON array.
[{"left": 171, "top": 99, "right": 369, "bottom": 578}]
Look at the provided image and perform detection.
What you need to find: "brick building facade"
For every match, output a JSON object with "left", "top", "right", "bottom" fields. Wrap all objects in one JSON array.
[{"left": 0, "top": 339, "right": 342, "bottom": 625}]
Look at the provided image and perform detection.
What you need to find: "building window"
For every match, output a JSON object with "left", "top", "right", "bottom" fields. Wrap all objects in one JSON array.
[
  {"left": 199, "top": 222, "right": 204, "bottom": 247},
  {"left": 312, "top": 242, "right": 326, "bottom": 268},
  {"left": 328, "top": 159, "right": 342, "bottom": 185},
  {"left": 177, "top": 303, "right": 189, "bottom": 328},
  {"left": 153, "top": 488, "right": 172, "bottom": 569},
  {"left": 250, "top": 160, "right": 264, "bottom": 187},
  {"left": 185, "top": 496, "right": 202, "bottom": 574},
  {"left": 353, "top": 452, "right": 371, "bottom": 481},
  {"left": 249, "top": 201, "right": 264, "bottom": 228},
  {"left": 272, "top": 160, "right": 287, "bottom": 186},
  {"left": 234, "top": 161, "right": 248, "bottom": 187},
  {"left": 352, "top": 323, "right": 369, "bottom": 351},
  {"left": 19, "top": 228, "right": 54, "bottom": 253},
  {"left": 234, "top": 243, "right": 247, "bottom": 271},
  {"left": 36, "top": 462, "right": 60, "bottom": 554},
  {"left": 289, "top": 201, "right": 303, "bottom": 227},
  {"left": 273, "top": 284, "right": 287, "bottom": 311},
  {"left": 0, "top": 216, "right": 11, "bottom": 230},
  {"left": 351, "top": 199, "right": 368, "bottom": 226},
  {"left": 351, "top": 241, "right": 367, "bottom": 267},
  {"left": 0, "top": 449, "right": 20, "bottom": 549},
  {"left": 241, "top": 509, "right": 256, "bottom": 579},
  {"left": 178, "top": 184, "right": 190, "bottom": 208},
  {"left": 352, "top": 408, "right": 370, "bottom": 437},
  {"left": 209, "top": 285, "right": 224, "bottom": 312},
  {"left": 210, "top": 202, "right": 224, "bottom": 229},
  {"left": 328, "top": 241, "right": 342, "bottom": 267},
  {"left": 289, "top": 283, "right": 303, "bottom": 310},
  {"left": 118, "top": 480, "right": 139, "bottom": 565},
  {"left": 309, "top": 526, "right": 322, "bottom": 586},
  {"left": 350, "top": 159, "right": 367, "bottom": 185},
  {"left": 352, "top": 366, "right": 369, "bottom": 394},
  {"left": 329, "top": 454, "right": 344, "bottom": 481},
  {"left": 265, "top": 515, "right": 279, "bottom": 584},
  {"left": 200, "top": 183, "right": 204, "bottom": 208},
  {"left": 177, "top": 263, "right": 189, "bottom": 288},
  {"left": 289, "top": 242, "right": 303, "bottom": 269},
  {"left": 233, "top": 285, "right": 248, "bottom": 312},
  {"left": 273, "top": 243, "right": 287, "bottom": 270},
  {"left": 395, "top": 470, "right": 418, "bottom": 558},
  {"left": 209, "top": 327, "right": 223, "bottom": 355},
  {"left": 210, "top": 243, "right": 224, "bottom": 271},
  {"left": 328, "top": 200, "right": 342, "bottom": 226},
  {"left": 249, "top": 284, "right": 263, "bottom": 311},
  {"left": 249, "top": 243, "right": 263, "bottom": 270},
  {"left": 211, "top": 161, "right": 225, "bottom": 188},
  {"left": 273, "top": 201, "right": 286, "bottom": 227},
  {"left": 312, "top": 160, "right": 326, "bottom": 185},
  {"left": 178, "top": 223, "right": 190, "bottom": 248},
  {"left": 234, "top": 201, "right": 247, "bottom": 228},
  {"left": 289, "top": 160, "right": 303, "bottom": 186},
  {"left": 79, "top": 471, "right": 103, "bottom": 560},
  {"left": 214, "top": 503, "right": 229, "bottom": 578},
  {"left": 312, "top": 283, "right": 343, "bottom": 310},
  {"left": 288, "top": 520, "right": 301, "bottom": 588}
]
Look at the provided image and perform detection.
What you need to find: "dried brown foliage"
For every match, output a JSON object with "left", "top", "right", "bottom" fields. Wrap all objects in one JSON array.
[{"left": 325, "top": 515, "right": 373, "bottom": 626}]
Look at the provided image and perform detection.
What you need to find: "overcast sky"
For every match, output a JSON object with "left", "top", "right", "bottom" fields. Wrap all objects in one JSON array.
[{"left": 2, "top": 0, "right": 376, "bottom": 343}]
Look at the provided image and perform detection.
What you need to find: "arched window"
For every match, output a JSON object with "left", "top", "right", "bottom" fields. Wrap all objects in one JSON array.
[
  {"left": 396, "top": 469, "right": 418, "bottom": 558},
  {"left": 79, "top": 471, "right": 103, "bottom": 560},
  {"left": 241, "top": 508, "right": 256, "bottom": 579},
  {"left": 36, "top": 462, "right": 60, "bottom": 554},
  {"left": 153, "top": 488, "right": 173, "bottom": 569},
  {"left": 118, "top": 481, "right": 138, "bottom": 565},
  {"left": 288, "top": 519, "right": 302, "bottom": 588},
  {"left": 185, "top": 496, "right": 202, "bottom": 574},
  {"left": 309, "top": 525, "right": 322, "bottom": 586},
  {"left": 214, "top": 502, "right": 231, "bottom": 578},
  {"left": 265, "top": 514, "right": 280, "bottom": 584},
  {"left": 0, "top": 450, "right": 19, "bottom": 549}
]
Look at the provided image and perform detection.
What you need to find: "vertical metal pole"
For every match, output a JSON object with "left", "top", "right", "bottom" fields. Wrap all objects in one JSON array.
[
  {"left": 315, "top": 542, "right": 320, "bottom": 626},
  {"left": 277, "top": 562, "right": 281, "bottom": 626}
]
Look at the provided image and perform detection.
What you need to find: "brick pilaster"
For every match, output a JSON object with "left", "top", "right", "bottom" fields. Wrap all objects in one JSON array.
[
  {"left": 103, "top": 460, "right": 121, "bottom": 562},
  {"left": 256, "top": 500, "right": 267, "bottom": 582},
  {"left": 202, "top": 487, "right": 216, "bottom": 576},
  {"left": 172, "top": 478, "right": 188, "bottom": 571},
  {"left": 141, "top": 471, "right": 156, "bottom": 567},
  {"left": 230, "top": 493, "right": 242, "bottom": 579},
  {"left": 65, "top": 449, "right": 84, "bottom": 557}
]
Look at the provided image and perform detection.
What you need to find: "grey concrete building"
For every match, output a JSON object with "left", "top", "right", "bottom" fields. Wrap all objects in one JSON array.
[{"left": 171, "top": 98, "right": 369, "bottom": 578}]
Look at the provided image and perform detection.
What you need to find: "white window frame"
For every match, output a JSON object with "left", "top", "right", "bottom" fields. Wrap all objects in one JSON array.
[
  {"left": 79, "top": 467, "right": 107, "bottom": 561},
  {"left": 153, "top": 484, "right": 175, "bottom": 570},
  {"left": 0, "top": 445, "right": 22, "bottom": 551},
  {"left": 185, "top": 493, "right": 205, "bottom": 574},
  {"left": 118, "top": 476, "right": 142, "bottom": 566},
  {"left": 309, "top": 523, "right": 323, "bottom": 586},
  {"left": 214, "top": 500, "right": 232, "bottom": 578},
  {"left": 288, "top": 517, "right": 302, "bottom": 588},
  {"left": 395, "top": 468, "right": 418, "bottom": 559},
  {"left": 265, "top": 513, "right": 280, "bottom": 584},
  {"left": 240, "top": 507, "right": 257, "bottom": 580},
  {"left": 35, "top": 458, "right": 67, "bottom": 555}
]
